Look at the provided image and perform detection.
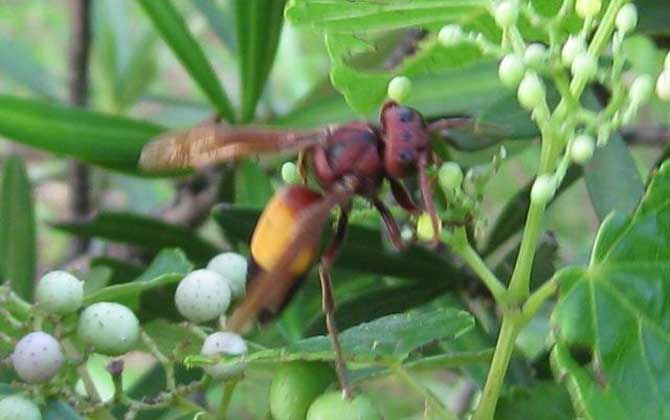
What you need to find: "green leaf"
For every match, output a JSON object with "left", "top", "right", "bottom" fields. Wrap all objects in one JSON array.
[
  {"left": 637, "top": 1, "right": 670, "bottom": 36},
  {"left": 495, "top": 382, "right": 574, "bottom": 420},
  {"left": 551, "top": 160, "right": 670, "bottom": 419},
  {"left": 235, "top": 0, "right": 287, "bottom": 122},
  {"left": 52, "top": 212, "right": 219, "bottom": 264},
  {"left": 0, "top": 95, "right": 163, "bottom": 172},
  {"left": 0, "top": 156, "right": 36, "bottom": 301},
  {"left": 85, "top": 248, "right": 192, "bottom": 304},
  {"left": 0, "top": 33, "right": 58, "bottom": 98},
  {"left": 117, "top": 33, "right": 158, "bottom": 111},
  {"left": 234, "top": 160, "right": 274, "bottom": 207},
  {"left": 192, "top": 0, "right": 236, "bottom": 52},
  {"left": 138, "top": 0, "right": 235, "bottom": 122}
]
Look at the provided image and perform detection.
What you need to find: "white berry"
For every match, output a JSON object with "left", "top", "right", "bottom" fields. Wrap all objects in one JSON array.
[
  {"left": 175, "top": 269, "right": 231, "bottom": 323},
  {"left": 575, "top": 0, "right": 601, "bottom": 18},
  {"left": 531, "top": 175, "right": 555, "bottom": 205},
  {"left": 630, "top": 74, "right": 653, "bottom": 105},
  {"left": 494, "top": 1, "right": 519, "bottom": 28},
  {"left": 517, "top": 72, "right": 546, "bottom": 111},
  {"left": 498, "top": 54, "right": 525, "bottom": 88},
  {"left": 438, "top": 25, "right": 462, "bottom": 47},
  {"left": 561, "top": 36, "right": 586, "bottom": 66},
  {"left": 387, "top": 76, "right": 412, "bottom": 103},
  {"left": 201, "top": 332, "right": 248, "bottom": 379},
  {"left": 206, "top": 253, "right": 248, "bottom": 299},
  {"left": 571, "top": 52, "right": 598, "bottom": 80},
  {"left": 524, "top": 43, "right": 547, "bottom": 68},
  {"left": 78, "top": 302, "right": 140, "bottom": 355},
  {"left": 35, "top": 271, "right": 83, "bottom": 315},
  {"left": 12, "top": 332, "right": 63, "bottom": 383},
  {"left": 571, "top": 134, "right": 595, "bottom": 164},
  {"left": 615, "top": 3, "right": 637, "bottom": 34},
  {"left": 657, "top": 71, "right": 670, "bottom": 101},
  {"left": 0, "top": 396, "right": 42, "bottom": 420}
]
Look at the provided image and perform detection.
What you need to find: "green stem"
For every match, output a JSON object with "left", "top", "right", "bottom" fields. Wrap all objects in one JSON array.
[
  {"left": 218, "top": 380, "right": 239, "bottom": 419},
  {"left": 522, "top": 277, "right": 558, "bottom": 323},
  {"left": 141, "top": 331, "right": 176, "bottom": 390},
  {"left": 391, "top": 364, "right": 458, "bottom": 420},
  {"left": 451, "top": 232, "right": 508, "bottom": 304}
]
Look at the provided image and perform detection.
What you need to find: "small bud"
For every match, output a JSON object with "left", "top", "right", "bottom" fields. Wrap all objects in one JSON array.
[
  {"left": 530, "top": 175, "right": 555, "bottom": 205},
  {"left": 656, "top": 70, "right": 670, "bottom": 101},
  {"left": 387, "top": 76, "right": 412, "bottom": 103},
  {"left": 630, "top": 74, "right": 653, "bottom": 105},
  {"left": 438, "top": 25, "right": 463, "bottom": 47},
  {"left": 281, "top": 162, "right": 301, "bottom": 185},
  {"left": 571, "top": 134, "right": 595, "bottom": 164},
  {"left": 571, "top": 52, "right": 598, "bottom": 80},
  {"left": 498, "top": 54, "right": 525, "bottom": 88},
  {"left": 416, "top": 213, "right": 442, "bottom": 242},
  {"left": 438, "top": 162, "right": 464, "bottom": 191},
  {"left": 517, "top": 72, "right": 546, "bottom": 111},
  {"left": 615, "top": 3, "right": 637, "bottom": 34},
  {"left": 494, "top": 1, "right": 519, "bottom": 28},
  {"left": 575, "top": 0, "right": 601, "bottom": 18},
  {"left": 561, "top": 36, "right": 586, "bottom": 66},
  {"left": 524, "top": 43, "right": 547, "bottom": 68}
]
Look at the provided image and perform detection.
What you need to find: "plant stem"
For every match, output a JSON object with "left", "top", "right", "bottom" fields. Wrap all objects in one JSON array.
[
  {"left": 141, "top": 331, "right": 176, "bottom": 390},
  {"left": 453, "top": 235, "right": 508, "bottom": 304},
  {"left": 218, "top": 380, "right": 239, "bottom": 419},
  {"left": 391, "top": 364, "right": 458, "bottom": 420}
]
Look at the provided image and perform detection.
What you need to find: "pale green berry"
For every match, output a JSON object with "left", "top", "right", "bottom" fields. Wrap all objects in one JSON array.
[
  {"left": 571, "top": 134, "right": 595, "bottom": 164},
  {"left": 206, "top": 252, "right": 248, "bottom": 299},
  {"left": 307, "top": 391, "right": 381, "bottom": 420},
  {"left": 571, "top": 52, "right": 598, "bottom": 80},
  {"left": 575, "top": 0, "right": 601, "bottom": 18},
  {"left": 387, "top": 76, "right": 412, "bottom": 103},
  {"left": 175, "top": 269, "right": 231, "bottom": 323},
  {"left": 438, "top": 25, "right": 462, "bottom": 47},
  {"left": 78, "top": 302, "right": 140, "bottom": 355},
  {"left": 416, "top": 213, "right": 441, "bottom": 241},
  {"left": 35, "top": 270, "right": 83, "bottom": 315},
  {"left": 281, "top": 162, "right": 301, "bottom": 185},
  {"left": 0, "top": 396, "right": 42, "bottom": 420},
  {"left": 438, "top": 162, "right": 464, "bottom": 191},
  {"left": 656, "top": 70, "right": 670, "bottom": 101},
  {"left": 498, "top": 54, "right": 525, "bottom": 88},
  {"left": 270, "top": 362, "right": 335, "bottom": 420},
  {"left": 561, "top": 36, "right": 586, "bottom": 66},
  {"left": 12, "top": 332, "right": 63, "bottom": 383},
  {"left": 530, "top": 175, "right": 555, "bottom": 205},
  {"left": 494, "top": 1, "right": 519, "bottom": 28},
  {"left": 201, "top": 332, "right": 247, "bottom": 379},
  {"left": 615, "top": 3, "right": 637, "bottom": 34},
  {"left": 524, "top": 43, "right": 547, "bottom": 68},
  {"left": 630, "top": 74, "right": 653, "bottom": 105},
  {"left": 517, "top": 72, "right": 546, "bottom": 111}
]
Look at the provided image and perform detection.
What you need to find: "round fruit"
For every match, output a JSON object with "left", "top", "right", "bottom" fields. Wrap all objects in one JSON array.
[
  {"left": 416, "top": 212, "right": 441, "bottom": 241},
  {"left": 77, "top": 302, "right": 140, "bottom": 355},
  {"left": 12, "top": 332, "right": 63, "bottom": 383},
  {"left": 35, "top": 270, "right": 83, "bottom": 315},
  {"left": 200, "top": 332, "right": 247, "bottom": 379},
  {"left": 281, "top": 162, "right": 301, "bottom": 185},
  {"left": 657, "top": 71, "right": 670, "bottom": 101},
  {"left": 615, "top": 3, "right": 637, "bottom": 34},
  {"left": 175, "top": 269, "right": 231, "bottom": 323},
  {"left": 387, "top": 76, "right": 412, "bottom": 103},
  {"left": 493, "top": 0, "right": 518, "bottom": 28},
  {"left": 561, "top": 36, "right": 586, "bottom": 66},
  {"left": 498, "top": 54, "right": 524, "bottom": 88},
  {"left": 571, "top": 52, "right": 597, "bottom": 80},
  {"left": 438, "top": 25, "right": 462, "bottom": 47},
  {"left": 530, "top": 175, "right": 555, "bottom": 205},
  {"left": 270, "top": 362, "right": 336, "bottom": 420},
  {"left": 517, "top": 72, "right": 546, "bottom": 111},
  {"left": 630, "top": 74, "right": 653, "bottom": 105},
  {"left": 571, "top": 134, "right": 595, "bottom": 165},
  {"left": 306, "top": 391, "right": 381, "bottom": 420},
  {"left": 206, "top": 253, "right": 248, "bottom": 299},
  {"left": 523, "top": 43, "right": 547, "bottom": 68},
  {"left": 438, "top": 162, "right": 464, "bottom": 191},
  {"left": 575, "top": 0, "right": 601, "bottom": 18},
  {"left": 0, "top": 395, "right": 42, "bottom": 420}
]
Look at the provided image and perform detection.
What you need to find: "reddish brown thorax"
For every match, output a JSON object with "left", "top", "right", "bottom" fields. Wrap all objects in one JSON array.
[
  {"left": 311, "top": 121, "right": 384, "bottom": 197},
  {"left": 380, "top": 101, "right": 430, "bottom": 178}
]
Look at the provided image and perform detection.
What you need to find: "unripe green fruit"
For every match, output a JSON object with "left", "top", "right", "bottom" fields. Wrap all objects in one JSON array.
[
  {"left": 517, "top": 72, "right": 546, "bottom": 110},
  {"left": 307, "top": 391, "right": 381, "bottom": 420},
  {"left": 281, "top": 162, "right": 301, "bottom": 185},
  {"left": 571, "top": 52, "right": 598, "bottom": 80},
  {"left": 35, "top": 270, "right": 83, "bottom": 315},
  {"left": 387, "top": 76, "right": 412, "bottom": 103},
  {"left": 12, "top": 332, "right": 63, "bottom": 383},
  {"left": 524, "top": 43, "right": 547, "bottom": 68},
  {"left": 615, "top": 3, "right": 637, "bottom": 34},
  {"left": 656, "top": 70, "right": 670, "bottom": 101},
  {"left": 494, "top": 1, "right": 519, "bottom": 28},
  {"left": 630, "top": 74, "right": 653, "bottom": 105},
  {"left": 571, "top": 134, "right": 595, "bottom": 164},
  {"left": 561, "top": 36, "right": 586, "bottom": 66},
  {"left": 0, "top": 396, "right": 42, "bottom": 420},
  {"left": 201, "top": 331, "right": 247, "bottom": 379},
  {"left": 206, "top": 253, "right": 248, "bottom": 299},
  {"left": 530, "top": 175, "right": 555, "bottom": 205},
  {"left": 78, "top": 302, "right": 139, "bottom": 355},
  {"left": 498, "top": 54, "right": 524, "bottom": 88},
  {"left": 175, "top": 269, "right": 231, "bottom": 323},
  {"left": 575, "top": 0, "right": 601, "bottom": 18},
  {"left": 270, "top": 362, "right": 336, "bottom": 420},
  {"left": 438, "top": 162, "right": 464, "bottom": 191},
  {"left": 438, "top": 25, "right": 462, "bottom": 47},
  {"left": 417, "top": 213, "right": 441, "bottom": 241}
]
